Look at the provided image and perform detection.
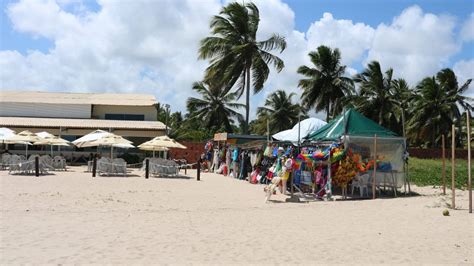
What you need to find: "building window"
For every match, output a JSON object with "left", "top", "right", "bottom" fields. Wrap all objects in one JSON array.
[{"left": 105, "top": 114, "right": 145, "bottom": 121}]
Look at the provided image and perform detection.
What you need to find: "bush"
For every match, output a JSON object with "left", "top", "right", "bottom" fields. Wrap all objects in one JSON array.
[{"left": 408, "top": 158, "right": 469, "bottom": 188}]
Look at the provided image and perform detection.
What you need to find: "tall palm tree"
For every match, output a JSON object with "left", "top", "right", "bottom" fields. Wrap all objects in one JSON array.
[
  {"left": 353, "top": 61, "right": 399, "bottom": 129},
  {"left": 436, "top": 68, "right": 473, "bottom": 117},
  {"left": 257, "top": 90, "right": 307, "bottom": 134},
  {"left": 297, "top": 45, "right": 354, "bottom": 122},
  {"left": 187, "top": 81, "right": 245, "bottom": 132},
  {"left": 199, "top": 2, "right": 287, "bottom": 133},
  {"left": 391, "top": 78, "right": 414, "bottom": 136},
  {"left": 408, "top": 77, "right": 454, "bottom": 147}
]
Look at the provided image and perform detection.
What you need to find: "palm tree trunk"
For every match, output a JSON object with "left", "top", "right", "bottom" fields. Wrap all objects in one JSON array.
[
  {"left": 326, "top": 104, "right": 330, "bottom": 122},
  {"left": 245, "top": 67, "right": 251, "bottom": 134}
]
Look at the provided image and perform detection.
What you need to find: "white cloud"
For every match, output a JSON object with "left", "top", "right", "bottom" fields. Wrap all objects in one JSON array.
[
  {"left": 461, "top": 13, "right": 474, "bottom": 42},
  {"left": 2, "top": 0, "right": 221, "bottom": 113},
  {"left": 1, "top": 1, "right": 471, "bottom": 121},
  {"left": 366, "top": 5, "right": 460, "bottom": 84},
  {"left": 453, "top": 59, "right": 474, "bottom": 97},
  {"left": 306, "top": 12, "right": 374, "bottom": 66}
]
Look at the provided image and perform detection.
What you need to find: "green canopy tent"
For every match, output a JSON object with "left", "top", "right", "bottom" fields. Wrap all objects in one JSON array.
[
  {"left": 307, "top": 108, "right": 398, "bottom": 141},
  {"left": 306, "top": 108, "right": 408, "bottom": 197}
]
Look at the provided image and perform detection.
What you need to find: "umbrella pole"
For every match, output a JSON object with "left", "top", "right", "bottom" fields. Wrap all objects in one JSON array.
[
  {"left": 26, "top": 143, "right": 28, "bottom": 158},
  {"left": 111, "top": 146, "right": 114, "bottom": 159},
  {"left": 51, "top": 145, "right": 53, "bottom": 157},
  {"left": 153, "top": 149, "right": 155, "bottom": 158}
]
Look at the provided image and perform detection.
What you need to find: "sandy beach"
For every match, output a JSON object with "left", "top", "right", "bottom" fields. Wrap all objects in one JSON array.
[{"left": 0, "top": 167, "right": 472, "bottom": 264}]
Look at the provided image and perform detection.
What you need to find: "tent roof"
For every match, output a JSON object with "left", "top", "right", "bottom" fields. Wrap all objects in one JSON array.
[{"left": 307, "top": 109, "right": 399, "bottom": 141}]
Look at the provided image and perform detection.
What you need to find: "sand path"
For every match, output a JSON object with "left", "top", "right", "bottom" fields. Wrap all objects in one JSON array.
[{"left": 1, "top": 167, "right": 472, "bottom": 264}]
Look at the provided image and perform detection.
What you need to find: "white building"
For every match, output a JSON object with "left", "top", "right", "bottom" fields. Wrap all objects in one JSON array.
[{"left": 0, "top": 91, "right": 166, "bottom": 154}]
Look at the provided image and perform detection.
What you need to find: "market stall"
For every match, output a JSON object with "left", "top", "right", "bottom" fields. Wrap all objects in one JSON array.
[{"left": 299, "top": 108, "right": 407, "bottom": 199}]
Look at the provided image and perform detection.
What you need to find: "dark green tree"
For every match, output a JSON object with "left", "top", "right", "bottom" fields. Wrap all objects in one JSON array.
[
  {"left": 256, "top": 90, "right": 307, "bottom": 134},
  {"left": 199, "top": 2, "right": 286, "bottom": 133},
  {"left": 297, "top": 45, "right": 354, "bottom": 121},
  {"left": 186, "top": 81, "right": 244, "bottom": 133}
]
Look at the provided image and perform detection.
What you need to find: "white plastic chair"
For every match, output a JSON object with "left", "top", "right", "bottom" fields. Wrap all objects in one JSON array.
[{"left": 351, "top": 173, "right": 369, "bottom": 197}]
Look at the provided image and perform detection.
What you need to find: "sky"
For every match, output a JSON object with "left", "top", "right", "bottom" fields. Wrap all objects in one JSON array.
[{"left": 1, "top": 0, "right": 473, "bottom": 120}]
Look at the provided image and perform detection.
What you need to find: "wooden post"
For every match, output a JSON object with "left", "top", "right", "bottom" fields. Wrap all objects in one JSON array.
[
  {"left": 197, "top": 158, "right": 201, "bottom": 181},
  {"left": 35, "top": 156, "right": 39, "bottom": 177},
  {"left": 145, "top": 158, "right": 149, "bottom": 179},
  {"left": 92, "top": 156, "right": 97, "bottom": 177},
  {"left": 451, "top": 124, "right": 455, "bottom": 209},
  {"left": 372, "top": 134, "right": 377, "bottom": 199},
  {"left": 184, "top": 163, "right": 187, "bottom": 175},
  {"left": 467, "top": 111, "right": 472, "bottom": 213},
  {"left": 442, "top": 134, "right": 446, "bottom": 195}
]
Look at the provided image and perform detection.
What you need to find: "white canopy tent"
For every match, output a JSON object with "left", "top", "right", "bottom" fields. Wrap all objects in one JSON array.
[{"left": 272, "top": 117, "right": 327, "bottom": 145}]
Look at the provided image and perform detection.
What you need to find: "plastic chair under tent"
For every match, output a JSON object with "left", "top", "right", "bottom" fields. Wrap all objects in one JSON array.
[{"left": 351, "top": 173, "right": 370, "bottom": 197}]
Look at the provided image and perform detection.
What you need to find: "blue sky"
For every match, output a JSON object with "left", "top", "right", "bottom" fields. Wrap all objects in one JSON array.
[{"left": 0, "top": 0, "right": 473, "bottom": 116}]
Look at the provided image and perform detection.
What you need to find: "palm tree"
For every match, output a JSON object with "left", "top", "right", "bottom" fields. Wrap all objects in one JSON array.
[
  {"left": 297, "top": 45, "right": 354, "bottom": 122},
  {"left": 408, "top": 69, "right": 473, "bottom": 148},
  {"left": 257, "top": 90, "right": 307, "bottom": 134},
  {"left": 408, "top": 77, "right": 454, "bottom": 147},
  {"left": 186, "top": 81, "right": 245, "bottom": 132},
  {"left": 353, "top": 61, "right": 399, "bottom": 129},
  {"left": 436, "top": 68, "right": 473, "bottom": 117},
  {"left": 199, "top": 2, "right": 287, "bottom": 133},
  {"left": 391, "top": 78, "right": 414, "bottom": 136}
]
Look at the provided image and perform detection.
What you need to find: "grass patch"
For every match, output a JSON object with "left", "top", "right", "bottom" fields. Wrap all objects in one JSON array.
[{"left": 408, "top": 157, "right": 470, "bottom": 188}]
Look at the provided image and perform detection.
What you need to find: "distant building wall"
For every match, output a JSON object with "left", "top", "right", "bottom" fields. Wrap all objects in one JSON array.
[
  {"left": 92, "top": 105, "right": 157, "bottom": 121},
  {"left": 168, "top": 142, "right": 205, "bottom": 163},
  {"left": 0, "top": 102, "right": 91, "bottom": 118}
]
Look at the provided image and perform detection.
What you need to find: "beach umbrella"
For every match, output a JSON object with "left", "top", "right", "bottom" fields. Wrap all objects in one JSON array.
[
  {"left": 0, "top": 128, "right": 16, "bottom": 151},
  {"left": 137, "top": 143, "right": 169, "bottom": 158},
  {"left": 72, "top": 129, "right": 112, "bottom": 148},
  {"left": 7, "top": 130, "right": 40, "bottom": 157},
  {"left": 0, "top": 127, "right": 15, "bottom": 142},
  {"left": 85, "top": 134, "right": 134, "bottom": 158},
  {"left": 34, "top": 131, "right": 71, "bottom": 157},
  {"left": 138, "top": 136, "right": 186, "bottom": 158}
]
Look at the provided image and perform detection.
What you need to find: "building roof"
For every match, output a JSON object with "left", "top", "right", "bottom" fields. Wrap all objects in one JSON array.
[
  {"left": 0, "top": 116, "right": 166, "bottom": 130},
  {"left": 0, "top": 91, "right": 157, "bottom": 106}
]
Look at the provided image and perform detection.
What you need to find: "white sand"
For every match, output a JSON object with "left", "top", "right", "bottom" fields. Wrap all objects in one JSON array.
[{"left": 0, "top": 167, "right": 472, "bottom": 264}]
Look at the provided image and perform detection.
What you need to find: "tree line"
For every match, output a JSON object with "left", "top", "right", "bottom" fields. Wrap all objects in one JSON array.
[{"left": 162, "top": 2, "right": 473, "bottom": 148}]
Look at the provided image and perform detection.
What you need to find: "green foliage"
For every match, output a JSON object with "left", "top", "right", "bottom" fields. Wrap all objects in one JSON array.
[
  {"left": 408, "top": 157, "right": 469, "bottom": 188},
  {"left": 255, "top": 90, "right": 307, "bottom": 135},
  {"left": 408, "top": 69, "right": 473, "bottom": 148},
  {"left": 298, "top": 45, "right": 354, "bottom": 121},
  {"left": 352, "top": 61, "right": 401, "bottom": 130},
  {"left": 199, "top": 1, "right": 287, "bottom": 133},
  {"left": 186, "top": 81, "right": 244, "bottom": 133}
]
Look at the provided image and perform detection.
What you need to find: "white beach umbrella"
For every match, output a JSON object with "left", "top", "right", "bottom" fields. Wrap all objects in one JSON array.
[
  {"left": 137, "top": 143, "right": 169, "bottom": 157},
  {"left": 34, "top": 131, "right": 71, "bottom": 156},
  {"left": 86, "top": 134, "right": 134, "bottom": 158},
  {"left": 72, "top": 129, "right": 112, "bottom": 148},
  {"left": 138, "top": 136, "right": 186, "bottom": 158},
  {"left": 7, "top": 130, "right": 40, "bottom": 157},
  {"left": 0, "top": 127, "right": 15, "bottom": 142}
]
